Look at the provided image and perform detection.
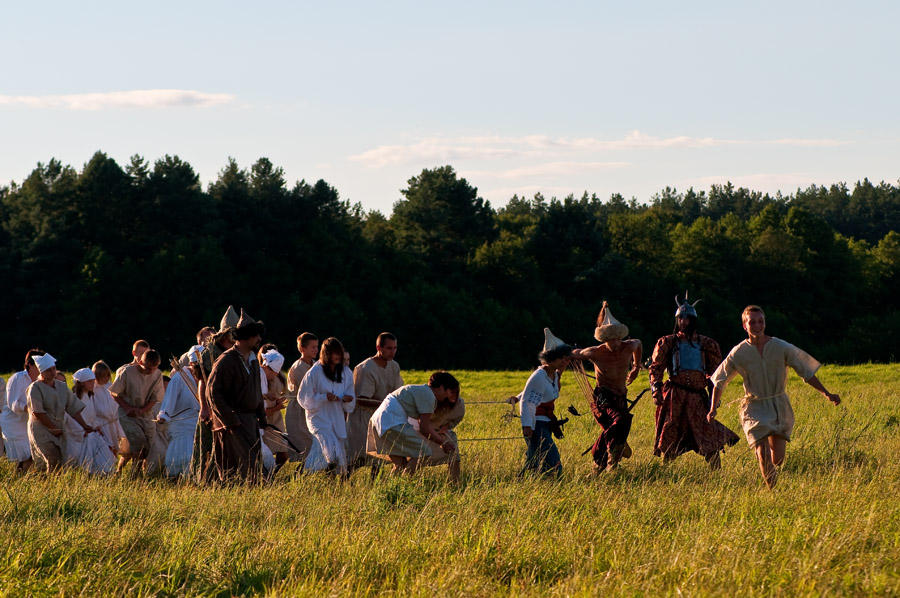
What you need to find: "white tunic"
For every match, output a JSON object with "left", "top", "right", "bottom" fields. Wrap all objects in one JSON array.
[
  {"left": 1, "top": 370, "right": 33, "bottom": 462},
  {"left": 297, "top": 363, "right": 356, "bottom": 472},
  {"left": 518, "top": 368, "right": 560, "bottom": 428},
  {"left": 63, "top": 392, "right": 119, "bottom": 474},
  {"left": 158, "top": 370, "right": 199, "bottom": 477}
]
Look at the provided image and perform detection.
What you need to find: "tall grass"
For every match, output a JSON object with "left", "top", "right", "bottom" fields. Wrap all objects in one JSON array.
[{"left": 0, "top": 365, "right": 897, "bottom": 596}]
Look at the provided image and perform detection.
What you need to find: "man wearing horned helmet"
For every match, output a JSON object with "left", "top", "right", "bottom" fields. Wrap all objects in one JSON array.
[
  {"left": 648, "top": 292, "right": 739, "bottom": 469},
  {"left": 572, "top": 302, "right": 642, "bottom": 473}
]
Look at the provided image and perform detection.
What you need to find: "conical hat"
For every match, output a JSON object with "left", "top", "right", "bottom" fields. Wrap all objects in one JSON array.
[
  {"left": 594, "top": 301, "right": 629, "bottom": 342},
  {"left": 542, "top": 328, "right": 567, "bottom": 352},
  {"left": 233, "top": 308, "right": 266, "bottom": 340},
  {"left": 219, "top": 305, "right": 239, "bottom": 332}
]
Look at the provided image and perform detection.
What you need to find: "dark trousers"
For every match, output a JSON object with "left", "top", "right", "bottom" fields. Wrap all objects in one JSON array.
[
  {"left": 521, "top": 420, "right": 561, "bottom": 477},
  {"left": 212, "top": 413, "right": 262, "bottom": 484},
  {"left": 590, "top": 387, "right": 633, "bottom": 469}
]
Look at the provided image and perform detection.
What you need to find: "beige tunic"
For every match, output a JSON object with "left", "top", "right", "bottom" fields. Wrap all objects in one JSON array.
[
  {"left": 285, "top": 359, "right": 314, "bottom": 462},
  {"left": 350, "top": 358, "right": 403, "bottom": 466},
  {"left": 109, "top": 364, "right": 164, "bottom": 455},
  {"left": 711, "top": 337, "right": 821, "bottom": 446},
  {"left": 27, "top": 380, "right": 85, "bottom": 470}
]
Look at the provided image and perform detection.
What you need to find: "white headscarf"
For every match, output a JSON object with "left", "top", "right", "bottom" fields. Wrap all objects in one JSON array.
[
  {"left": 33, "top": 353, "right": 57, "bottom": 372},
  {"left": 73, "top": 367, "right": 96, "bottom": 382},
  {"left": 262, "top": 350, "right": 285, "bottom": 373}
]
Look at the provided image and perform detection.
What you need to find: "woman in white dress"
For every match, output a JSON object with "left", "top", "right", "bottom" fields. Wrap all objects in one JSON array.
[
  {"left": 1, "top": 349, "right": 44, "bottom": 472},
  {"left": 63, "top": 368, "right": 119, "bottom": 474},
  {"left": 297, "top": 337, "right": 356, "bottom": 477}
]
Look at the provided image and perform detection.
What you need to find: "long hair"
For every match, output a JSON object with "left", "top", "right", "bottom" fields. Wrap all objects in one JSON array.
[
  {"left": 673, "top": 315, "right": 698, "bottom": 346},
  {"left": 318, "top": 337, "right": 345, "bottom": 383},
  {"left": 72, "top": 380, "right": 94, "bottom": 399}
]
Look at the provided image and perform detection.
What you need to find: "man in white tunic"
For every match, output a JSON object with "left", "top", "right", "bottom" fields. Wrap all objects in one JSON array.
[
  {"left": 285, "top": 332, "right": 317, "bottom": 464},
  {"left": 369, "top": 372, "right": 459, "bottom": 476},
  {"left": 709, "top": 305, "right": 841, "bottom": 489},
  {"left": 158, "top": 358, "right": 200, "bottom": 478},
  {"left": 350, "top": 332, "right": 404, "bottom": 474},
  {"left": 2, "top": 349, "right": 44, "bottom": 472}
]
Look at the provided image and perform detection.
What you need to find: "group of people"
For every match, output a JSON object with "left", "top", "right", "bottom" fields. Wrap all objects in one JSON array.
[
  {"left": 519, "top": 295, "right": 841, "bottom": 488},
  {"left": 0, "top": 297, "right": 841, "bottom": 489},
  {"left": 0, "top": 306, "right": 465, "bottom": 484}
]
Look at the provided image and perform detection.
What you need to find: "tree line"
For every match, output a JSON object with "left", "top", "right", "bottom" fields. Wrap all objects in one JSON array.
[{"left": 1, "top": 152, "right": 897, "bottom": 370}]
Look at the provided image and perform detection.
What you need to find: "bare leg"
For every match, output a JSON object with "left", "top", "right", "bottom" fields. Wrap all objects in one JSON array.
[
  {"left": 754, "top": 437, "right": 777, "bottom": 489},
  {"left": 769, "top": 436, "right": 787, "bottom": 467},
  {"left": 388, "top": 455, "right": 407, "bottom": 475}
]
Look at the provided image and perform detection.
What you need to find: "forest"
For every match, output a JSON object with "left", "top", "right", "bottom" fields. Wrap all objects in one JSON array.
[{"left": 1, "top": 152, "right": 897, "bottom": 369}]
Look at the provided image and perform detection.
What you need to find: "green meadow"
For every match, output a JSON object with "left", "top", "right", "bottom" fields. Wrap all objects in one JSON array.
[{"left": 0, "top": 365, "right": 897, "bottom": 596}]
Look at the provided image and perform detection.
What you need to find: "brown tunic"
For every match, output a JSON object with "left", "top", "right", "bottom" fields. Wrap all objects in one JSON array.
[{"left": 207, "top": 347, "right": 265, "bottom": 482}]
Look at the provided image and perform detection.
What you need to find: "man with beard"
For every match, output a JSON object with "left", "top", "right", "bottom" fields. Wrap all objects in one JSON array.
[
  {"left": 649, "top": 293, "right": 740, "bottom": 469},
  {"left": 207, "top": 309, "right": 266, "bottom": 483},
  {"left": 572, "top": 302, "right": 642, "bottom": 473}
]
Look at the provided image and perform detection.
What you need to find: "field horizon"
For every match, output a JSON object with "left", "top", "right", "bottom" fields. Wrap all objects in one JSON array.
[{"left": 0, "top": 364, "right": 897, "bottom": 596}]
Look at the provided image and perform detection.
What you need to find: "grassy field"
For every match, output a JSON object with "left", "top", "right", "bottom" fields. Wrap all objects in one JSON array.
[{"left": 0, "top": 365, "right": 897, "bottom": 596}]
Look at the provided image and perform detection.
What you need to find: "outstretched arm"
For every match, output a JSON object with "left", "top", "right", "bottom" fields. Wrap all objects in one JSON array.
[{"left": 805, "top": 375, "right": 841, "bottom": 405}]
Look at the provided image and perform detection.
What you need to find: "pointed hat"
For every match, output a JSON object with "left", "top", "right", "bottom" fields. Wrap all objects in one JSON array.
[
  {"left": 594, "top": 301, "right": 629, "bottom": 342},
  {"left": 219, "top": 305, "right": 239, "bottom": 333},
  {"left": 233, "top": 308, "right": 266, "bottom": 340},
  {"left": 542, "top": 328, "right": 568, "bottom": 352}
]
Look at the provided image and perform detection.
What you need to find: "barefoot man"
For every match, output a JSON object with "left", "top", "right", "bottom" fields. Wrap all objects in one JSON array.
[
  {"left": 709, "top": 305, "right": 841, "bottom": 489},
  {"left": 573, "top": 302, "right": 641, "bottom": 473}
]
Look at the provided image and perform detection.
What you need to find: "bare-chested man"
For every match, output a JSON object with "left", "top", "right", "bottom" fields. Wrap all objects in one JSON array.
[{"left": 573, "top": 301, "right": 642, "bottom": 473}]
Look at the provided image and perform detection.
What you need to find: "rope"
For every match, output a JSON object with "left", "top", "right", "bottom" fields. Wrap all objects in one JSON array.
[{"left": 457, "top": 436, "right": 522, "bottom": 442}]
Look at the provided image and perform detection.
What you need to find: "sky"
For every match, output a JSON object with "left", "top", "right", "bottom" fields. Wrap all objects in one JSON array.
[{"left": 2, "top": 1, "right": 898, "bottom": 214}]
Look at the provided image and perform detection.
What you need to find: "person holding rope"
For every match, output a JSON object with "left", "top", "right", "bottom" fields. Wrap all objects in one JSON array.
[
  {"left": 368, "top": 372, "right": 460, "bottom": 476},
  {"left": 207, "top": 309, "right": 267, "bottom": 483},
  {"left": 708, "top": 305, "right": 841, "bottom": 489},
  {"left": 158, "top": 353, "right": 200, "bottom": 478},
  {"left": 518, "top": 329, "right": 573, "bottom": 478},
  {"left": 110, "top": 349, "right": 165, "bottom": 477},
  {"left": 572, "top": 302, "right": 641, "bottom": 473},
  {"left": 649, "top": 293, "right": 739, "bottom": 469}
]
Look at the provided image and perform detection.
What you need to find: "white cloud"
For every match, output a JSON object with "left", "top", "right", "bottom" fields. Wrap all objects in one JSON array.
[
  {"left": 679, "top": 172, "right": 823, "bottom": 192},
  {"left": 463, "top": 160, "right": 630, "bottom": 180},
  {"left": 0, "top": 89, "right": 235, "bottom": 110},
  {"left": 349, "top": 131, "right": 846, "bottom": 167}
]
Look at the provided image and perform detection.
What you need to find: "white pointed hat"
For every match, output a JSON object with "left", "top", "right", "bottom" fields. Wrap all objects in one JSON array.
[
  {"left": 542, "top": 328, "right": 568, "bottom": 352},
  {"left": 33, "top": 353, "right": 57, "bottom": 372},
  {"left": 594, "top": 301, "right": 629, "bottom": 342}
]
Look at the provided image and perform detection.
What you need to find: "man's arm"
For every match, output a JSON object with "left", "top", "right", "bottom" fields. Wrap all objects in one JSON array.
[
  {"left": 626, "top": 339, "right": 643, "bottom": 385},
  {"left": 648, "top": 338, "right": 669, "bottom": 405},
  {"left": 804, "top": 375, "right": 841, "bottom": 405}
]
